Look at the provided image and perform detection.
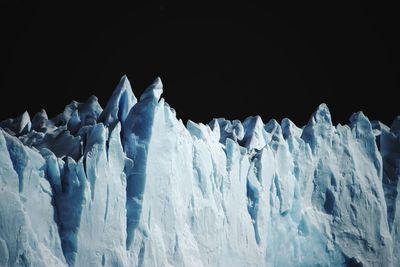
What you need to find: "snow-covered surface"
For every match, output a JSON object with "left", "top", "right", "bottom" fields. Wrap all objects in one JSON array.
[{"left": 0, "top": 75, "right": 399, "bottom": 267}]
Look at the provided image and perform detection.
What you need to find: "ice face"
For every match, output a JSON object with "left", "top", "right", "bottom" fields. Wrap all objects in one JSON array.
[{"left": 0, "top": 76, "right": 399, "bottom": 267}]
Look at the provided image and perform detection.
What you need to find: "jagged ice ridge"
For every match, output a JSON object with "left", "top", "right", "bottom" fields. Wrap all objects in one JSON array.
[{"left": 0, "top": 76, "right": 399, "bottom": 267}]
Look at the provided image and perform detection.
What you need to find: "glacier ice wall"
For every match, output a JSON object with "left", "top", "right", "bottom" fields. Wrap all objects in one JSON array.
[{"left": 0, "top": 75, "right": 399, "bottom": 267}]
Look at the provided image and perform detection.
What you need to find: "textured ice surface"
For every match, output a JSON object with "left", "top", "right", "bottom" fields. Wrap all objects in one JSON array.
[{"left": 0, "top": 76, "right": 399, "bottom": 267}]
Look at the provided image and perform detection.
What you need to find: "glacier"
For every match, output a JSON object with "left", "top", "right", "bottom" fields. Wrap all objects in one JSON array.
[{"left": 0, "top": 75, "right": 399, "bottom": 267}]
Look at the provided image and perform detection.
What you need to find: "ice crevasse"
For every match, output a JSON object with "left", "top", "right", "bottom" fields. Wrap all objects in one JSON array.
[{"left": 0, "top": 75, "right": 399, "bottom": 267}]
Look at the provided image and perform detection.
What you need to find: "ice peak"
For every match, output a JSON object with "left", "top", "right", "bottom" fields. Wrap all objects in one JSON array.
[
  {"left": 77, "top": 95, "right": 103, "bottom": 126},
  {"left": 37, "top": 109, "right": 48, "bottom": 119},
  {"left": 86, "top": 95, "right": 99, "bottom": 104},
  {"left": 0, "top": 110, "right": 31, "bottom": 135},
  {"left": 32, "top": 109, "right": 49, "bottom": 132},
  {"left": 20, "top": 111, "right": 31, "bottom": 134},
  {"left": 215, "top": 118, "right": 244, "bottom": 144},
  {"left": 187, "top": 120, "right": 214, "bottom": 141},
  {"left": 241, "top": 116, "right": 266, "bottom": 150},
  {"left": 264, "top": 119, "right": 281, "bottom": 135},
  {"left": 99, "top": 75, "right": 137, "bottom": 128},
  {"left": 208, "top": 118, "right": 221, "bottom": 141},
  {"left": 21, "top": 110, "right": 30, "bottom": 120},
  {"left": 243, "top": 115, "right": 263, "bottom": 129},
  {"left": 301, "top": 104, "right": 334, "bottom": 152},
  {"left": 349, "top": 111, "right": 367, "bottom": 123},
  {"left": 140, "top": 77, "right": 163, "bottom": 102},
  {"left": 348, "top": 111, "right": 373, "bottom": 137},
  {"left": 115, "top": 74, "right": 131, "bottom": 91},
  {"left": 312, "top": 103, "right": 332, "bottom": 126},
  {"left": 281, "top": 118, "right": 301, "bottom": 139}
]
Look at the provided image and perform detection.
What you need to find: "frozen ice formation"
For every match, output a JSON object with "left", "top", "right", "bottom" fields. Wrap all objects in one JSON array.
[{"left": 0, "top": 76, "right": 399, "bottom": 267}]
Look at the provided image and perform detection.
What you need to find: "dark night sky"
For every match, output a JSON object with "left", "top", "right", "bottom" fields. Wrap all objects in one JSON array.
[{"left": 0, "top": 2, "right": 399, "bottom": 127}]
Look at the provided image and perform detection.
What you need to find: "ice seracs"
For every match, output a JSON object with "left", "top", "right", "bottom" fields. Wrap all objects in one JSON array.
[
  {"left": 99, "top": 75, "right": 137, "bottom": 129},
  {"left": 0, "top": 75, "right": 399, "bottom": 267},
  {"left": 0, "top": 110, "right": 31, "bottom": 136}
]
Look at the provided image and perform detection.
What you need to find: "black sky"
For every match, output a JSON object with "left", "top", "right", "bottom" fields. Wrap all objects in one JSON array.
[{"left": 0, "top": 1, "right": 399, "bottom": 126}]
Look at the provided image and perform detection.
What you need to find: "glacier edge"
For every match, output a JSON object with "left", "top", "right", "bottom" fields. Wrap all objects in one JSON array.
[{"left": 0, "top": 75, "right": 399, "bottom": 267}]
